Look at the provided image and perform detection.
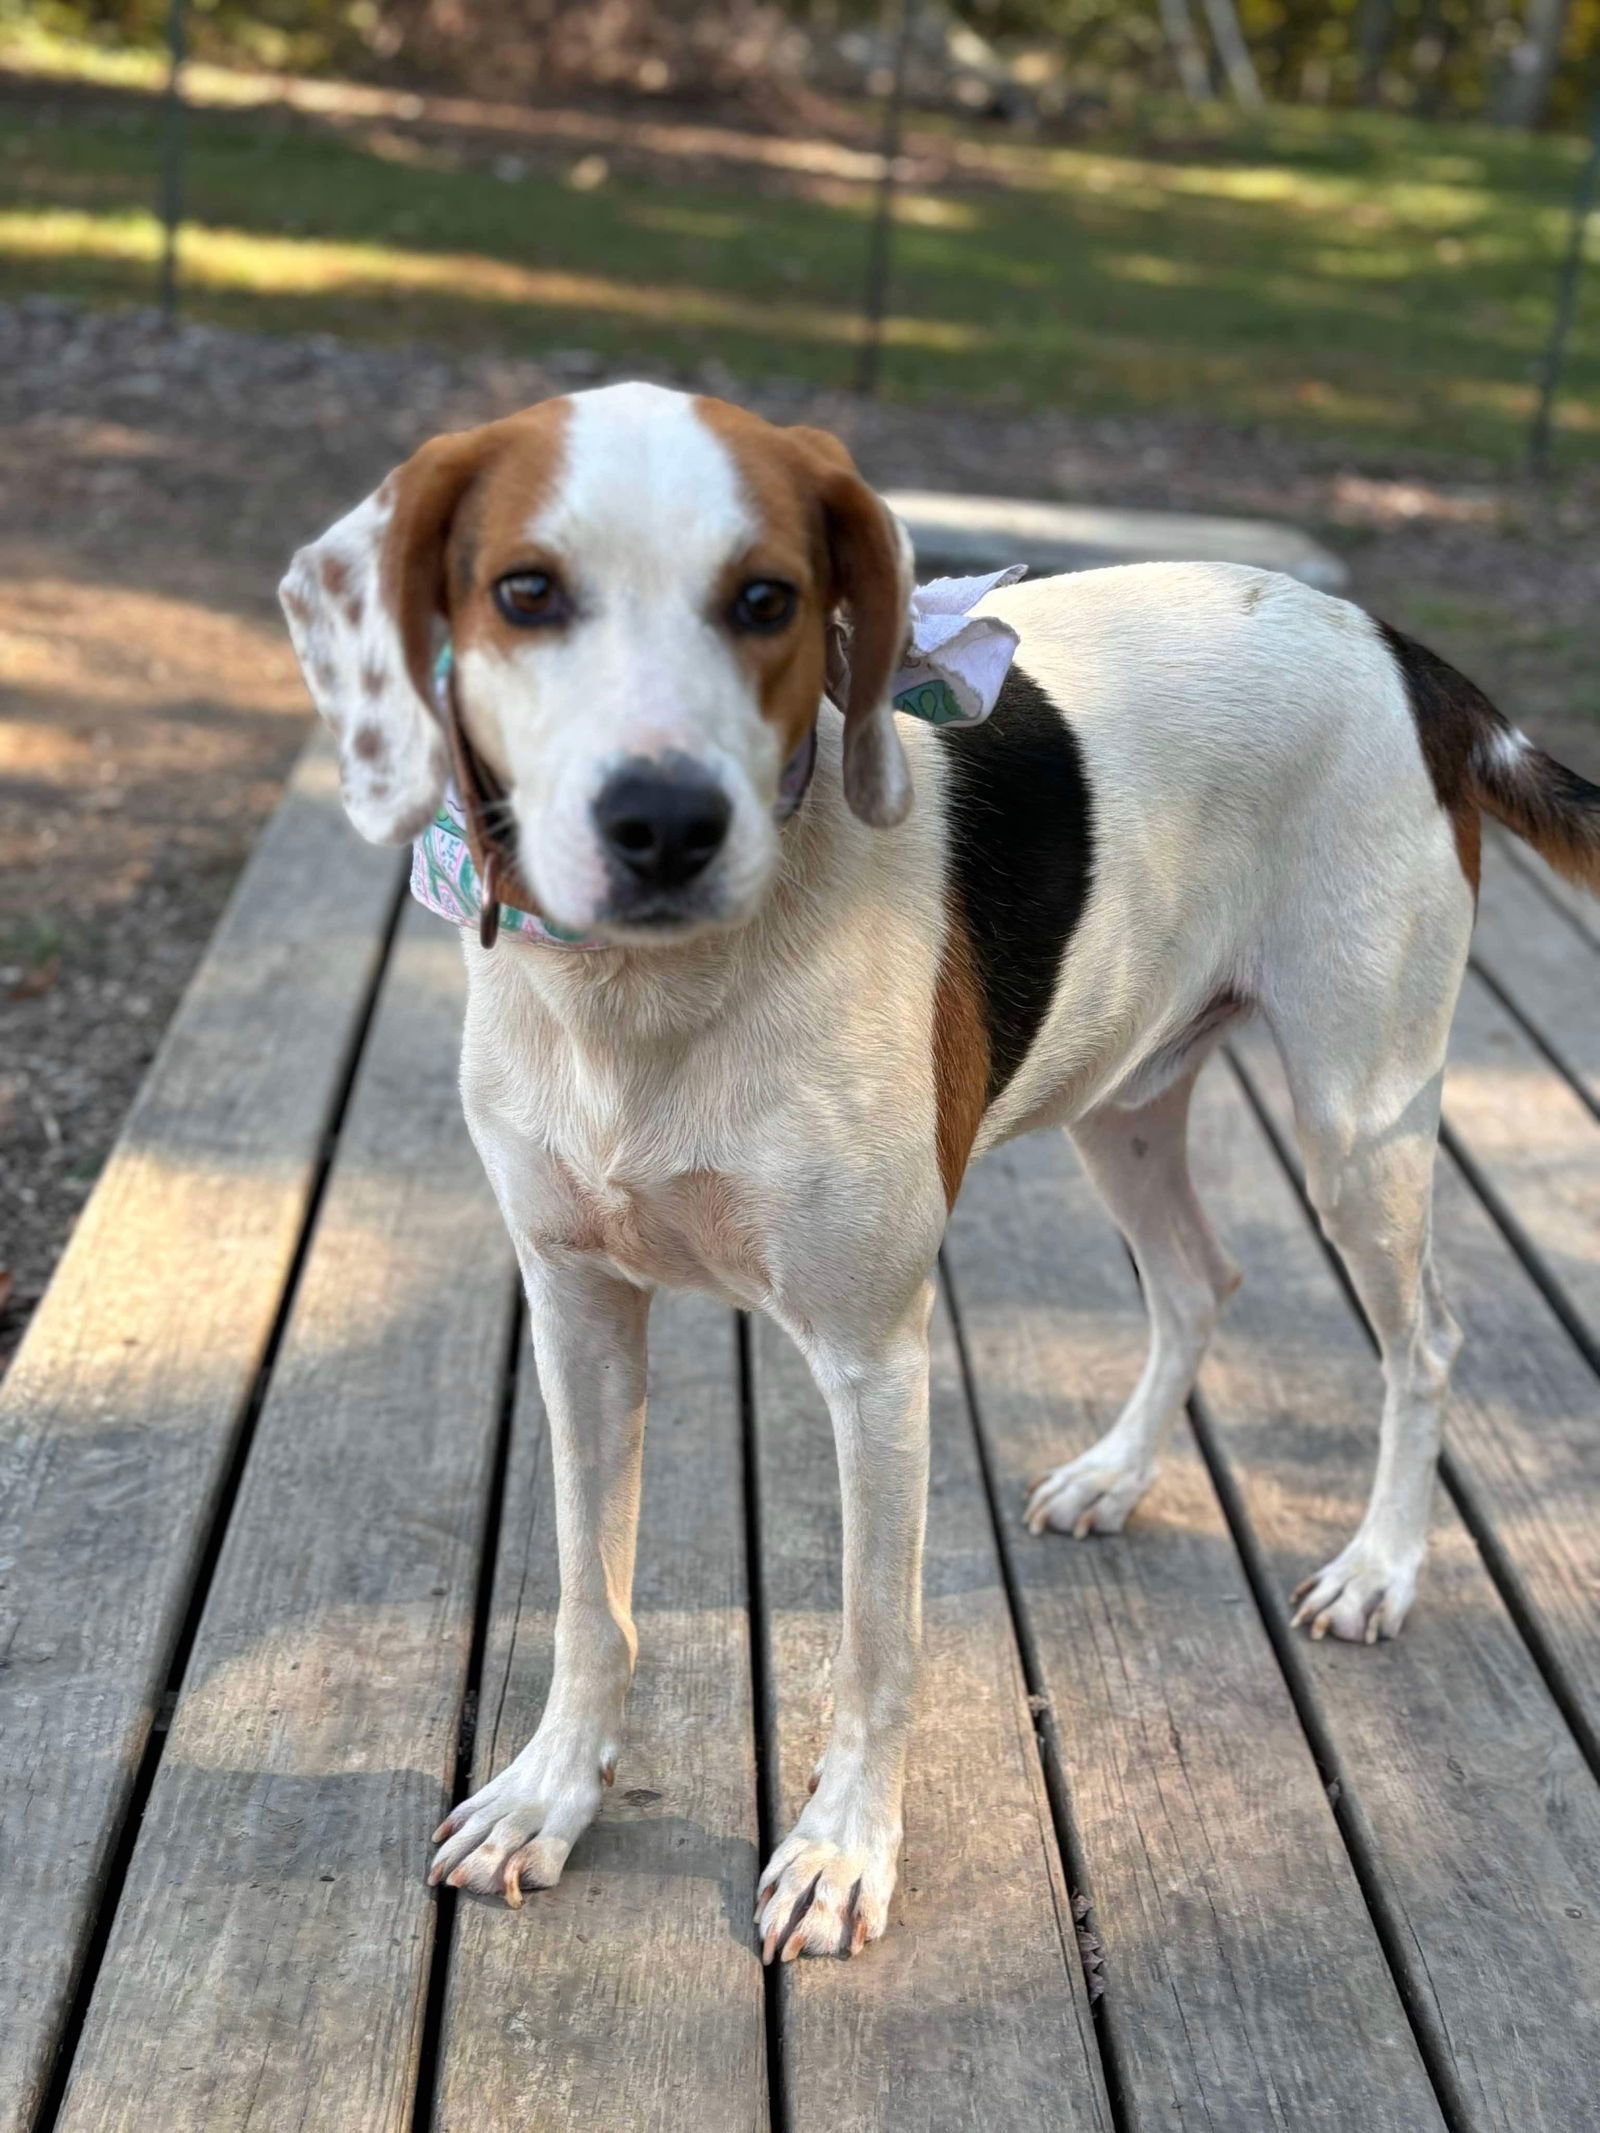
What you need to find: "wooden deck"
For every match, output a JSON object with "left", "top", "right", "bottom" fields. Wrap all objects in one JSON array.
[{"left": 4, "top": 729, "right": 1599, "bottom": 2133}]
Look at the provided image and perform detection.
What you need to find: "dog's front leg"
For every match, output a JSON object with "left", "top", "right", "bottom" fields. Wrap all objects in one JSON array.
[
  {"left": 757, "top": 1285, "right": 932, "bottom": 1962},
  {"left": 430, "top": 1258, "right": 649, "bottom": 1905}
]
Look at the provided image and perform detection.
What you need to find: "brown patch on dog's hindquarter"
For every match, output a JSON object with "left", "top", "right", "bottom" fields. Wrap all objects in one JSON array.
[{"left": 932, "top": 900, "right": 990, "bottom": 1204}]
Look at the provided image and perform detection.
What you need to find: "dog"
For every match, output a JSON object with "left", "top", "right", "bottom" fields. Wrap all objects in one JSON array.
[{"left": 281, "top": 381, "right": 1600, "bottom": 1962}]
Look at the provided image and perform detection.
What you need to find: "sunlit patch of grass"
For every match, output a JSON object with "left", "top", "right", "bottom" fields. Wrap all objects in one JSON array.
[
  {"left": 0, "top": 204, "right": 984, "bottom": 353},
  {"left": 893, "top": 193, "right": 981, "bottom": 231},
  {"left": 1110, "top": 253, "right": 1210, "bottom": 289},
  {"left": 0, "top": 19, "right": 169, "bottom": 93}
]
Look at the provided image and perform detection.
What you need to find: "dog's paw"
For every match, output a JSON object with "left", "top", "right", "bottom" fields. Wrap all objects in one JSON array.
[
  {"left": 755, "top": 1822, "right": 899, "bottom": 1963},
  {"left": 428, "top": 1717, "right": 620, "bottom": 1906},
  {"left": 1024, "top": 1446, "right": 1152, "bottom": 1539},
  {"left": 1291, "top": 1541, "right": 1419, "bottom": 1644}
]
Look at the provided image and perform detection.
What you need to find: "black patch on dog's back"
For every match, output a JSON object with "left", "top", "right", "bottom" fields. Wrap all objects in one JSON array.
[{"left": 933, "top": 665, "right": 1096, "bottom": 1104}]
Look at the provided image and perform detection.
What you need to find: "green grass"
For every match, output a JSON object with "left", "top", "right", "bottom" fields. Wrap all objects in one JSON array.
[{"left": 3, "top": 35, "right": 1600, "bottom": 463}]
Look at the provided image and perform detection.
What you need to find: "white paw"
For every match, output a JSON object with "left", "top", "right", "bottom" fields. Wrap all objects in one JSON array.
[
  {"left": 1291, "top": 1541, "right": 1419, "bottom": 1644},
  {"left": 1024, "top": 1446, "right": 1153, "bottom": 1538},
  {"left": 755, "top": 1816, "right": 899, "bottom": 1963},
  {"left": 428, "top": 1717, "right": 620, "bottom": 1906}
]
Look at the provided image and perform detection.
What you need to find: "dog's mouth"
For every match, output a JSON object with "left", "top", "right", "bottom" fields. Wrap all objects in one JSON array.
[{"left": 588, "top": 883, "right": 739, "bottom": 945}]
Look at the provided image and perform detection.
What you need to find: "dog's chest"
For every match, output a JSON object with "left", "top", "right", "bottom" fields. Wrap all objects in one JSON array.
[{"left": 540, "top": 1156, "right": 771, "bottom": 1305}]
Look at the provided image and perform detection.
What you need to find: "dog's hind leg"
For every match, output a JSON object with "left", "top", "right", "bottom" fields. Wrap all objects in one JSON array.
[
  {"left": 1277, "top": 1053, "right": 1461, "bottom": 1643},
  {"left": 1026, "top": 1059, "right": 1241, "bottom": 1539}
]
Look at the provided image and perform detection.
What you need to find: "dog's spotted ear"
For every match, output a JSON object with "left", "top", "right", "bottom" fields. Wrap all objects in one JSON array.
[
  {"left": 278, "top": 426, "right": 501, "bottom": 844},
  {"left": 786, "top": 427, "right": 916, "bottom": 828}
]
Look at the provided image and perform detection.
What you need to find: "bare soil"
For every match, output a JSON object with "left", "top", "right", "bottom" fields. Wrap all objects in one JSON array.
[{"left": 2, "top": 292, "right": 1596, "bottom": 1370}]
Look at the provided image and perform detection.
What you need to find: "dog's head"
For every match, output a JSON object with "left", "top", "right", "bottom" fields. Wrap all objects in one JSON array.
[{"left": 279, "top": 383, "right": 915, "bottom": 943}]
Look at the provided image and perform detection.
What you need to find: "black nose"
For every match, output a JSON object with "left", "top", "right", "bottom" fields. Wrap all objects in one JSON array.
[{"left": 593, "top": 759, "right": 732, "bottom": 892}]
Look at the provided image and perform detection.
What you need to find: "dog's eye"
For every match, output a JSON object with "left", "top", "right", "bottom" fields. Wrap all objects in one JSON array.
[
  {"left": 731, "top": 579, "right": 797, "bottom": 634},
  {"left": 493, "top": 570, "right": 567, "bottom": 627}
]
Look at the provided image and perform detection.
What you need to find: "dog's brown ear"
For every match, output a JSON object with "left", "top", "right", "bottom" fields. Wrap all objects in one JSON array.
[
  {"left": 786, "top": 427, "right": 916, "bottom": 828},
  {"left": 278, "top": 425, "right": 500, "bottom": 844}
]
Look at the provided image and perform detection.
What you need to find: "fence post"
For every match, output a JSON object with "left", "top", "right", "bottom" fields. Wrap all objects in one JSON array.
[
  {"left": 1529, "top": 100, "right": 1600, "bottom": 476},
  {"left": 158, "top": 0, "right": 188, "bottom": 323},
  {"left": 854, "top": 0, "right": 915, "bottom": 399}
]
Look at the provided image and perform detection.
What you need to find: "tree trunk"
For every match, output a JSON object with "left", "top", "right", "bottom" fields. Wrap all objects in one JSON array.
[
  {"left": 1494, "top": 0, "right": 1572, "bottom": 128},
  {"left": 1355, "top": 0, "right": 1396, "bottom": 104},
  {"left": 1159, "top": 0, "right": 1214, "bottom": 103},
  {"left": 1200, "top": 0, "right": 1264, "bottom": 107}
]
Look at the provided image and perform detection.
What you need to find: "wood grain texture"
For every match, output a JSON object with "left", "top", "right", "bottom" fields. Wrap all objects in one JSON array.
[
  {"left": 1191, "top": 1055, "right": 1600, "bottom": 2132},
  {"left": 1490, "top": 828, "right": 1600, "bottom": 950},
  {"left": 750, "top": 1300, "right": 1110, "bottom": 2133},
  {"left": 1237, "top": 1018, "right": 1600, "bottom": 1765},
  {"left": 945, "top": 1132, "right": 1442, "bottom": 2133},
  {"left": 434, "top": 1292, "right": 767, "bottom": 2133},
  {"left": 1474, "top": 838, "right": 1600, "bottom": 1110},
  {"left": 53, "top": 904, "right": 515, "bottom": 2133},
  {"left": 0, "top": 730, "right": 404, "bottom": 2133},
  {"left": 1443, "top": 969, "right": 1600, "bottom": 1354}
]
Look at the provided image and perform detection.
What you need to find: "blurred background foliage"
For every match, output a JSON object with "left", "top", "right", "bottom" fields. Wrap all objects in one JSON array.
[{"left": 4, "top": 0, "right": 1597, "bottom": 126}]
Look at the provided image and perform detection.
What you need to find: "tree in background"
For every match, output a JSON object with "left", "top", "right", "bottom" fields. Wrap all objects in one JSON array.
[{"left": 1494, "top": 0, "right": 1573, "bottom": 124}]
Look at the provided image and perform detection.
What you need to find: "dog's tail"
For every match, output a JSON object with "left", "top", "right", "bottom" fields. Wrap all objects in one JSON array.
[
  {"left": 1470, "top": 723, "right": 1600, "bottom": 893},
  {"left": 1380, "top": 621, "right": 1600, "bottom": 895}
]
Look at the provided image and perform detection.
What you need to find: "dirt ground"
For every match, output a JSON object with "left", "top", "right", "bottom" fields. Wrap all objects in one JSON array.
[{"left": 2, "top": 291, "right": 1597, "bottom": 1371}]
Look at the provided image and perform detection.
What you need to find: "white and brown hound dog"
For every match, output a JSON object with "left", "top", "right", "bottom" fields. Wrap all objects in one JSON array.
[{"left": 282, "top": 382, "right": 1600, "bottom": 1961}]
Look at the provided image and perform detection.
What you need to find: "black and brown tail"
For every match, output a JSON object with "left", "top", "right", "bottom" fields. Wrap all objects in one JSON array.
[{"left": 1380, "top": 621, "right": 1600, "bottom": 896}]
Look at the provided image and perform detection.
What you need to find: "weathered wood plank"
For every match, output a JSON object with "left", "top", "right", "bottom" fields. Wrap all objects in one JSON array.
[
  {"left": 946, "top": 1133, "right": 1442, "bottom": 2133},
  {"left": 1474, "top": 839, "right": 1600, "bottom": 1111},
  {"left": 1236, "top": 1018, "right": 1600, "bottom": 1764},
  {"left": 750, "top": 1300, "right": 1110, "bottom": 2133},
  {"left": 434, "top": 1292, "right": 766, "bottom": 2132},
  {"left": 1491, "top": 829, "right": 1600, "bottom": 951},
  {"left": 1191, "top": 1053, "right": 1600, "bottom": 2131},
  {"left": 1442, "top": 969, "right": 1600, "bottom": 1356},
  {"left": 0, "top": 730, "right": 404, "bottom": 2133},
  {"left": 53, "top": 904, "right": 515, "bottom": 2133}
]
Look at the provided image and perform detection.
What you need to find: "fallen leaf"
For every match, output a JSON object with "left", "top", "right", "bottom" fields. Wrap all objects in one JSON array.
[
  {"left": 8, "top": 956, "right": 58, "bottom": 1001},
  {"left": 1071, "top": 1889, "right": 1108, "bottom": 2002}
]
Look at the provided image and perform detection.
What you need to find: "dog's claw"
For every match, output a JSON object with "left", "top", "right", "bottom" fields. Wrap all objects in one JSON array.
[
  {"left": 1290, "top": 1543, "right": 1416, "bottom": 1643},
  {"left": 429, "top": 1726, "right": 612, "bottom": 1903},
  {"left": 755, "top": 1831, "right": 896, "bottom": 1964},
  {"left": 1024, "top": 1448, "right": 1153, "bottom": 1541}
]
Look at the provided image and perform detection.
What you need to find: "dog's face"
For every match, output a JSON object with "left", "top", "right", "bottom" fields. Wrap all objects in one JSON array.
[{"left": 280, "top": 383, "right": 915, "bottom": 943}]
